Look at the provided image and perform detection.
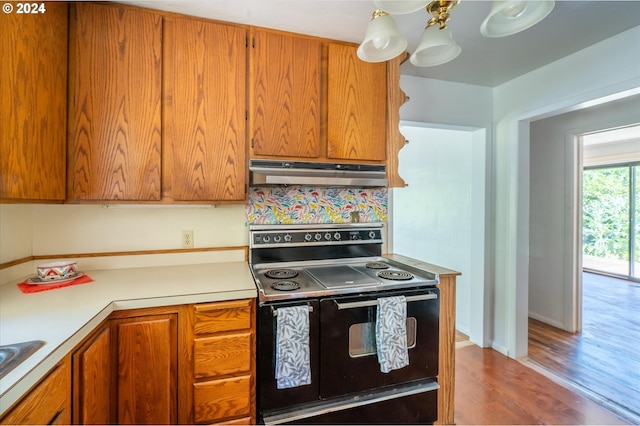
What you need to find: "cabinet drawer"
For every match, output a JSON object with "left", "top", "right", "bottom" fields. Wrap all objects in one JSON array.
[
  {"left": 193, "top": 375, "right": 251, "bottom": 423},
  {"left": 194, "top": 332, "right": 251, "bottom": 379},
  {"left": 0, "top": 359, "right": 71, "bottom": 425},
  {"left": 194, "top": 300, "right": 252, "bottom": 335}
]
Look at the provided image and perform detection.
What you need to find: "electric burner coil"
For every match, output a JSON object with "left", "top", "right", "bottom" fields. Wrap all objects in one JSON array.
[
  {"left": 270, "top": 281, "right": 300, "bottom": 291},
  {"left": 366, "top": 262, "right": 390, "bottom": 270},
  {"left": 378, "top": 270, "right": 413, "bottom": 281},
  {"left": 265, "top": 269, "right": 298, "bottom": 279}
]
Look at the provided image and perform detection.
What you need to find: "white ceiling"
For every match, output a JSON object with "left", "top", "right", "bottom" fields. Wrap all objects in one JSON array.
[{"left": 119, "top": 0, "right": 640, "bottom": 87}]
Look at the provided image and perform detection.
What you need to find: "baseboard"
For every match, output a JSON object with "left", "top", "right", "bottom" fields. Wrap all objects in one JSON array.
[{"left": 528, "top": 312, "right": 565, "bottom": 329}]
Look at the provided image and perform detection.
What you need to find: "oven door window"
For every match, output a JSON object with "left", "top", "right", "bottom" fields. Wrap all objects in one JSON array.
[{"left": 348, "top": 318, "right": 417, "bottom": 358}]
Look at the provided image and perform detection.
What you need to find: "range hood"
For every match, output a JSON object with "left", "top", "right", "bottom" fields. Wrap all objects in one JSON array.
[{"left": 249, "top": 159, "right": 387, "bottom": 187}]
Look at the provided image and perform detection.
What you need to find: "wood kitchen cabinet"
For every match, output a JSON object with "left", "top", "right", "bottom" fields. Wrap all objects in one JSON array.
[
  {"left": 72, "top": 321, "right": 112, "bottom": 424},
  {"left": 0, "top": 356, "right": 71, "bottom": 425},
  {"left": 249, "top": 30, "right": 389, "bottom": 165},
  {"left": 164, "top": 17, "right": 247, "bottom": 202},
  {"left": 0, "top": 2, "right": 68, "bottom": 202},
  {"left": 188, "top": 299, "right": 256, "bottom": 424},
  {"left": 327, "top": 43, "right": 387, "bottom": 162},
  {"left": 250, "top": 28, "right": 322, "bottom": 159},
  {"left": 67, "top": 2, "right": 163, "bottom": 201},
  {"left": 110, "top": 311, "right": 179, "bottom": 424}
]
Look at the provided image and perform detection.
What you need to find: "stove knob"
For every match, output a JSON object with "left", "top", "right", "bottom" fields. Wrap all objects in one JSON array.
[
  {"left": 304, "top": 233, "right": 312, "bottom": 242},
  {"left": 351, "top": 234, "right": 360, "bottom": 240},
  {"left": 284, "top": 234, "right": 292, "bottom": 242},
  {"left": 334, "top": 232, "right": 341, "bottom": 240},
  {"left": 273, "top": 235, "right": 282, "bottom": 243},
  {"left": 368, "top": 231, "right": 376, "bottom": 239},
  {"left": 262, "top": 235, "right": 271, "bottom": 243},
  {"left": 314, "top": 233, "right": 322, "bottom": 241},
  {"left": 324, "top": 233, "right": 332, "bottom": 241}
]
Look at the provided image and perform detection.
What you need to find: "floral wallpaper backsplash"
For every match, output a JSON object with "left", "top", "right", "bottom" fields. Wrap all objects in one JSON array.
[{"left": 245, "top": 186, "right": 388, "bottom": 224}]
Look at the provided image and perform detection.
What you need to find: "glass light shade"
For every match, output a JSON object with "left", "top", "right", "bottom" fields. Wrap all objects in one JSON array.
[
  {"left": 480, "top": 0, "right": 555, "bottom": 38},
  {"left": 373, "top": 0, "right": 430, "bottom": 15},
  {"left": 357, "top": 13, "right": 408, "bottom": 63},
  {"left": 410, "top": 25, "right": 461, "bottom": 67}
]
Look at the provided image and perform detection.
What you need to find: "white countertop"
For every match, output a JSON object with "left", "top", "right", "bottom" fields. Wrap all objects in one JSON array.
[{"left": 0, "top": 261, "right": 257, "bottom": 415}]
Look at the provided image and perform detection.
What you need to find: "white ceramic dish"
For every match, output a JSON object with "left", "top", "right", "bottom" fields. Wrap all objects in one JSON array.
[
  {"left": 24, "top": 272, "right": 85, "bottom": 286},
  {"left": 36, "top": 260, "right": 77, "bottom": 281}
]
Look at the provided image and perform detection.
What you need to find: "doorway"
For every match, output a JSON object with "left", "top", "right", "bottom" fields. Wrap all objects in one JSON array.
[
  {"left": 390, "top": 121, "right": 488, "bottom": 346},
  {"left": 581, "top": 125, "right": 640, "bottom": 281}
]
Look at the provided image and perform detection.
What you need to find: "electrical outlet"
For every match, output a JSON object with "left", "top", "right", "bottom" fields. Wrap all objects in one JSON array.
[{"left": 182, "top": 230, "right": 194, "bottom": 248}]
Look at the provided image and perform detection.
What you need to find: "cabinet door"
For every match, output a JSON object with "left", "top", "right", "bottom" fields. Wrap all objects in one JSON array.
[
  {"left": 327, "top": 43, "right": 387, "bottom": 161},
  {"left": 111, "top": 314, "right": 178, "bottom": 425},
  {"left": 0, "top": 2, "right": 67, "bottom": 201},
  {"left": 68, "top": 3, "right": 162, "bottom": 201},
  {"left": 0, "top": 357, "right": 71, "bottom": 424},
  {"left": 165, "top": 18, "right": 247, "bottom": 201},
  {"left": 250, "top": 29, "right": 321, "bottom": 158},
  {"left": 72, "top": 323, "right": 112, "bottom": 424}
]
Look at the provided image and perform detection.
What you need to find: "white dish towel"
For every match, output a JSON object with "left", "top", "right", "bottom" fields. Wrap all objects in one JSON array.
[
  {"left": 275, "top": 305, "right": 311, "bottom": 389},
  {"left": 376, "top": 295, "right": 409, "bottom": 373}
]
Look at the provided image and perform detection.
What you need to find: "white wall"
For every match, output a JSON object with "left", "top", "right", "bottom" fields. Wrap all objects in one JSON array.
[
  {"left": 391, "top": 125, "right": 486, "bottom": 342},
  {"left": 529, "top": 95, "right": 640, "bottom": 330},
  {"left": 493, "top": 25, "right": 640, "bottom": 357},
  {"left": 396, "top": 76, "right": 493, "bottom": 346},
  {"left": 30, "top": 204, "right": 247, "bottom": 255},
  {"left": 398, "top": 25, "right": 640, "bottom": 358},
  {"left": 0, "top": 204, "right": 247, "bottom": 261},
  {"left": 0, "top": 204, "right": 33, "bottom": 263}
]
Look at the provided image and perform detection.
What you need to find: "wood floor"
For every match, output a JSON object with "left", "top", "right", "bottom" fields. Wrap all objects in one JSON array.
[
  {"left": 527, "top": 272, "right": 640, "bottom": 422},
  {"left": 454, "top": 345, "right": 628, "bottom": 425}
]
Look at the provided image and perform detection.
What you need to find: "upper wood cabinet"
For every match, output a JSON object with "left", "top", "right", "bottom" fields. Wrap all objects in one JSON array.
[
  {"left": 250, "top": 29, "right": 322, "bottom": 159},
  {"left": 327, "top": 43, "right": 387, "bottom": 162},
  {"left": 164, "top": 18, "right": 247, "bottom": 201},
  {"left": 68, "top": 3, "right": 162, "bottom": 201},
  {"left": 0, "top": 2, "right": 68, "bottom": 201},
  {"left": 249, "top": 31, "right": 389, "bottom": 165}
]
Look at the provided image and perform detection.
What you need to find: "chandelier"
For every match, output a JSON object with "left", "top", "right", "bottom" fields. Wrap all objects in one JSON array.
[{"left": 357, "top": 0, "right": 555, "bottom": 67}]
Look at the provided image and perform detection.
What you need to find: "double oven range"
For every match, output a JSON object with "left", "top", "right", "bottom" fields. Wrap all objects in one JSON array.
[{"left": 249, "top": 223, "right": 441, "bottom": 424}]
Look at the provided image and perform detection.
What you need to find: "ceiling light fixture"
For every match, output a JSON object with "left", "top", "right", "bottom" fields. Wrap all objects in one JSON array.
[{"left": 357, "top": 0, "right": 555, "bottom": 67}]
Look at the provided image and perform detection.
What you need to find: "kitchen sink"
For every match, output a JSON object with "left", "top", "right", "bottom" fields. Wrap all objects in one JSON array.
[{"left": 0, "top": 340, "right": 45, "bottom": 379}]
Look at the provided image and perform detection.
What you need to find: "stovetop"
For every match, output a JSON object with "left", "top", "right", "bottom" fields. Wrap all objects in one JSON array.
[
  {"left": 249, "top": 223, "right": 439, "bottom": 303},
  {"left": 251, "top": 256, "right": 439, "bottom": 302}
]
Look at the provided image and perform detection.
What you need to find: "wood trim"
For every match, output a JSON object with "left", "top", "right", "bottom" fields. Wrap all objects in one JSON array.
[
  {"left": 436, "top": 275, "right": 457, "bottom": 425},
  {"left": 0, "top": 256, "right": 34, "bottom": 269},
  {"left": 0, "top": 246, "right": 248, "bottom": 270},
  {"left": 386, "top": 52, "right": 409, "bottom": 188}
]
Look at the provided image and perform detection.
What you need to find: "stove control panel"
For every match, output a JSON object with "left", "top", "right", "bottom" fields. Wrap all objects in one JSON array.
[{"left": 251, "top": 227, "right": 383, "bottom": 248}]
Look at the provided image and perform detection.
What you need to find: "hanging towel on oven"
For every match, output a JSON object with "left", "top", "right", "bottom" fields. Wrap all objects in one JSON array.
[
  {"left": 275, "top": 305, "right": 311, "bottom": 389},
  {"left": 376, "top": 295, "right": 409, "bottom": 373}
]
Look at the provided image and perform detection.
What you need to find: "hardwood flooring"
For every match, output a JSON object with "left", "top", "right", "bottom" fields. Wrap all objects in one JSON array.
[
  {"left": 455, "top": 345, "right": 629, "bottom": 425},
  {"left": 527, "top": 272, "right": 640, "bottom": 422}
]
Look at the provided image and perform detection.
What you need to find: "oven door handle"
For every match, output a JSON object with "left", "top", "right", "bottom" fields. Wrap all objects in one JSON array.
[
  {"left": 335, "top": 293, "right": 438, "bottom": 310},
  {"left": 272, "top": 305, "right": 314, "bottom": 316}
]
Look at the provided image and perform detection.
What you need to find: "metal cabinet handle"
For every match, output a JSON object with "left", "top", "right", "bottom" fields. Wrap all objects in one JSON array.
[
  {"left": 335, "top": 293, "right": 437, "bottom": 310},
  {"left": 272, "top": 305, "right": 314, "bottom": 316}
]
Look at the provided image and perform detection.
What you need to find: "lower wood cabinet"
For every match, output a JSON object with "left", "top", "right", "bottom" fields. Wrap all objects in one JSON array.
[
  {"left": 0, "top": 357, "right": 71, "bottom": 425},
  {"left": 111, "top": 312, "right": 178, "bottom": 424},
  {"left": 189, "top": 299, "right": 256, "bottom": 424},
  {"left": 72, "top": 322, "right": 111, "bottom": 424},
  {"left": 1, "top": 299, "right": 255, "bottom": 425}
]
